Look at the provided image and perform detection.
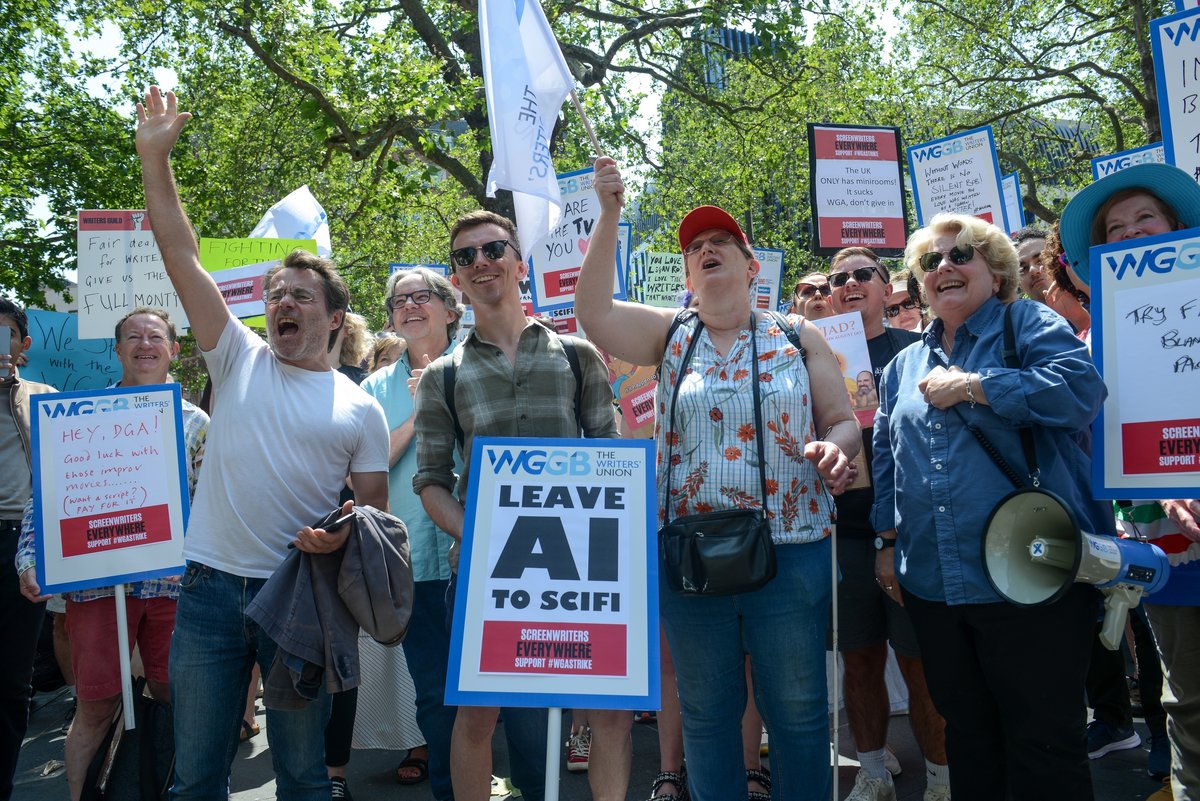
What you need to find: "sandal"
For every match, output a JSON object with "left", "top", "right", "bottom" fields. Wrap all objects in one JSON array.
[
  {"left": 239, "top": 719, "right": 261, "bottom": 742},
  {"left": 649, "top": 768, "right": 689, "bottom": 801},
  {"left": 396, "top": 749, "right": 429, "bottom": 785},
  {"left": 747, "top": 766, "right": 771, "bottom": 801}
]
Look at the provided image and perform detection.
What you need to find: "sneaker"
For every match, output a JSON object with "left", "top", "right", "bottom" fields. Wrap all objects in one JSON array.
[
  {"left": 845, "top": 770, "right": 897, "bottom": 801},
  {"left": 566, "top": 728, "right": 591, "bottom": 772},
  {"left": 490, "top": 776, "right": 522, "bottom": 799},
  {"left": 923, "top": 786, "right": 952, "bottom": 801},
  {"left": 884, "top": 744, "right": 901, "bottom": 777},
  {"left": 1147, "top": 733, "right": 1170, "bottom": 780},
  {"left": 330, "top": 776, "right": 353, "bottom": 801},
  {"left": 1087, "top": 720, "right": 1141, "bottom": 759}
]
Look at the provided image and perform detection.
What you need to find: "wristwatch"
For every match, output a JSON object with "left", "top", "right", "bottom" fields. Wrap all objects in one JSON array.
[{"left": 873, "top": 535, "right": 896, "bottom": 551}]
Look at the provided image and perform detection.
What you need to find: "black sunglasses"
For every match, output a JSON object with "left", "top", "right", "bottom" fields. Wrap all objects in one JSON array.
[
  {"left": 829, "top": 266, "right": 885, "bottom": 288},
  {"left": 884, "top": 298, "right": 921, "bottom": 317},
  {"left": 796, "top": 283, "right": 832, "bottom": 299},
  {"left": 919, "top": 244, "right": 975, "bottom": 273},
  {"left": 450, "top": 239, "right": 518, "bottom": 269},
  {"left": 386, "top": 289, "right": 444, "bottom": 312}
]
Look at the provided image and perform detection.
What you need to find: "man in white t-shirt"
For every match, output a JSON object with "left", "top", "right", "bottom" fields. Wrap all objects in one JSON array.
[{"left": 136, "top": 86, "right": 390, "bottom": 799}]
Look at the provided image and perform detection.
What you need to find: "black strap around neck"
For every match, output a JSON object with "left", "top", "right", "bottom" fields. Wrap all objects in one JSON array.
[{"left": 661, "top": 315, "right": 770, "bottom": 525}]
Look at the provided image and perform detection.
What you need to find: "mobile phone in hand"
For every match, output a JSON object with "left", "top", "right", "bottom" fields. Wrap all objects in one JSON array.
[{"left": 313, "top": 509, "right": 355, "bottom": 531}]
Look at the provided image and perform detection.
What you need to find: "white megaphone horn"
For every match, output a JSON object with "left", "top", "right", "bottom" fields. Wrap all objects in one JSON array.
[{"left": 981, "top": 488, "right": 1170, "bottom": 650}]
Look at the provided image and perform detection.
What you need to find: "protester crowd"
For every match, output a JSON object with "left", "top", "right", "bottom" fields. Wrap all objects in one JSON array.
[{"left": 0, "top": 86, "right": 1197, "bottom": 801}]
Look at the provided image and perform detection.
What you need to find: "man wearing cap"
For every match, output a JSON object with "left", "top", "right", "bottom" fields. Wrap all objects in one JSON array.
[
  {"left": 826, "top": 247, "right": 950, "bottom": 801},
  {"left": 1061, "top": 162, "right": 1200, "bottom": 799},
  {"left": 413, "top": 210, "right": 629, "bottom": 801}
]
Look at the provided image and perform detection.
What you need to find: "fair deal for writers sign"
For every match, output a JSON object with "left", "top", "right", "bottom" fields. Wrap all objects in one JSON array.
[
  {"left": 30, "top": 386, "right": 190, "bottom": 593},
  {"left": 447, "top": 438, "right": 659, "bottom": 709},
  {"left": 1090, "top": 228, "right": 1200, "bottom": 498}
]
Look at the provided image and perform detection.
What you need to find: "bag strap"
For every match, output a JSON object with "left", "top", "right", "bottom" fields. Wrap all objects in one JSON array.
[
  {"left": 766, "top": 310, "right": 807, "bottom": 362},
  {"left": 560, "top": 337, "right": 586, "bottom": 435},
  {"left": 941, "top": 303, "right": 1039, "bottom": 489},
  {"left": 443, "top": 352, "right": 465, "bottom": 450},
  {"left": 661, "top": 313, "right": 770, "bottom": 526}
]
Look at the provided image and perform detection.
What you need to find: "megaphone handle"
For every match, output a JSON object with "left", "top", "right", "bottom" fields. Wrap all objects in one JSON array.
[{"left": 1099, "top": 590, "right": 1135, "bottom": 651}]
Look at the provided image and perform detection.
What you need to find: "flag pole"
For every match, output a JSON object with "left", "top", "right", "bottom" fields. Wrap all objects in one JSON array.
[{"left": 568, "top": 91, "right": 604, "bottom": 157}]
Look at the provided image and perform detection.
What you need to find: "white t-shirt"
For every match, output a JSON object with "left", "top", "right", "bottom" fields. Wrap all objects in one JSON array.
[{"left": 185, "top": 320, "right": 389, "bottom": 578}]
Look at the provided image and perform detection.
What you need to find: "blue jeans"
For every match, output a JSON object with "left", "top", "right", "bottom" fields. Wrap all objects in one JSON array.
[
  {"left": 660, "top": 539, "right": 833, "bottom": 801},
  {"left": 170, "top": 563, "right": 332, "bottom": 801},
  {"left": 401, "top": 579, "right": 457, "bottom": 801}
]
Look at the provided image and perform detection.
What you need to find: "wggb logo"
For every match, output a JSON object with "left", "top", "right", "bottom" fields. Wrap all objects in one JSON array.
[
  {"left": 1104, "top": 241, "right": 1200, "bottom": 281},
  {"left": 488, "top": 448, "right": 591, "bottom": 476}
]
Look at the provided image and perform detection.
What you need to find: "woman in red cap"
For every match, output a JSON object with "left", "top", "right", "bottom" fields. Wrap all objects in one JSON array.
[{"left": 575, "top": 157, "right": 860, "bottom": 801}]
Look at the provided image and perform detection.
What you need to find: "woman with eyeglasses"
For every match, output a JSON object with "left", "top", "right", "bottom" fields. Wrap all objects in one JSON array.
[
  {"left": 576, "top": 157, "right": 860, "bottom": 801},
  {"left": 790, "top": 273, "right": 834, "bottom": 320},
  {"left": 870, "top": 212, "right": 1110, "bottom": 800}
]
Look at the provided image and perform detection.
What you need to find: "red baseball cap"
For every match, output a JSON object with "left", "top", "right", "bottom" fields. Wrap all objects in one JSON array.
[{"left": 677, "top": 206, "right": 750, "bottom": 252}]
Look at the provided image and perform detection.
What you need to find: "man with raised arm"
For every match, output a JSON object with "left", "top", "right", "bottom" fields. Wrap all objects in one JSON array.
[
  {"left": 135, "top": 86, "right": 390, "bottom": 799},
  {"left": 411, "top": 211, "right": 630, "bottom": 801}
]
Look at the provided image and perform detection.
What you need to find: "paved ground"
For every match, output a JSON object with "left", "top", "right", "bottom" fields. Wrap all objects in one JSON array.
[{"left": 14, "top": 687, "right": 1168, "bottom": 800}]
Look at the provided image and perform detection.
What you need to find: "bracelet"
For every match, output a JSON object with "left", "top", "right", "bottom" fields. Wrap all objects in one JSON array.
[{"left": 965, "top": 374, "right": 978, "bottom": 408}]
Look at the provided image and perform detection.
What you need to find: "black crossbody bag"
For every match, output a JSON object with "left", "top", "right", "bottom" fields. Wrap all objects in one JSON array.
[{"left": 659, "top": 314, "right": 777, "bottom": 595}]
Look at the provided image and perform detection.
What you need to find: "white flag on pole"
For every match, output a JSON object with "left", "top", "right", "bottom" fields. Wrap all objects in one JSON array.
[
  {"left": 480, "top": 0, "right": 574, "bottom": 261},
  {"left": 249, "top": 186, "right": 333, "bottom": 256}
]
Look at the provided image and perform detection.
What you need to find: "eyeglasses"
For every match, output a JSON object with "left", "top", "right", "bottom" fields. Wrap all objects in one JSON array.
[
  {"left": 683, "top": 233, "right": 736, "bottom": 257},
  {"left": 918, "top": 244, "right": 975, "bottom": 273},
  {"left": 449, "top": 239, "right": 518, "bottom": 269},
  {"left": 795, "top": 283, "right": 832, "bottom": 299},
  {"left": 263, "top": 286, "right": 319, "bottom": 305},
  {"left": 884, "top": 298, "right": 921, "bottom": 318},
  {"left": 829, "top": 266, "right": 885, "bottom": 288},
  {"left": 386, "top": 290, "right": 444, "bottom": 311}
]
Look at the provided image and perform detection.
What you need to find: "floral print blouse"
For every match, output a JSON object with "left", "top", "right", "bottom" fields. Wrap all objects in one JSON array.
[{"left": 655, "top": 312, "right": 836, "bottom": 545}]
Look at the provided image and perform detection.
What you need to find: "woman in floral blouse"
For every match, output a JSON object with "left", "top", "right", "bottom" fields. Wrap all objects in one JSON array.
[{"left": 576, "top": 157, "right": 859, "bottom": 801}]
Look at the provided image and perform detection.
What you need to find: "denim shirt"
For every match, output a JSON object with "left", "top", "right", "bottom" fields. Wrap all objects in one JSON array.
[{"left": 871, "top": 297, "right": 1114, "bottom": 604}]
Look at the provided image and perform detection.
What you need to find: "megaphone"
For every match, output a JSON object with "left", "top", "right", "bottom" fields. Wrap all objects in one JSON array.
[{"left": 981, "top": 488, "right": 1170, "bottom": 650}]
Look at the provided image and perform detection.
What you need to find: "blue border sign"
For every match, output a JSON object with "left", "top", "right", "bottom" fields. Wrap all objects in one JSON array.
[
  {"left": 31, "top": 384, "right": 191, "bottom": 593},
  {"left": 447, "top": 436, "right": 659, "bottom": 709},
  {"left": 906, "top": 125, "right": 1008, "bottom": 231}
]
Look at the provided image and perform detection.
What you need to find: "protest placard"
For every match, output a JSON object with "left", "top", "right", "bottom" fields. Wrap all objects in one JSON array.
[
  {"left": 22, "top": 309, "right": 121, "bottom": 392},
  {"left": 389, "top": 263, "right": 449, "bottom": 276},
  {"left": 907, "top": 126, "right": 1008, "bottom": 230},
  {"left": 1090, "top": 229, "right": 1200, "bottom": 498},
  {"left": 198, "top": 237, "right": 317, "bottom": 324},
  {"left": 751, "top": 248, "right": 785, "bottom": 311},
  {"left": 606, "top": 356, "right": 658, "bottom": 439},
  {"left": 1153, "top": 8, "right": 1200, "bottom": 184},
  {"left": 527, "top": 167, "right": 627, "bottom": 312},
  {"left": 76, "top": 211, "right": 187, "bottom": 339},
  {"left": 810, "top": 311, "right": 873, "bottom": 490},
  {"left": 1001, "top": 172, "right": 1025, "bottom": 234},
  {"left": 808, "top": 124, "right": 908, "bottom": 256},
  {"left": 31, "top": 385, "right": 190, "bottom": 594},
  {"left": 447, "top": 437, "right": 658, "bottom": 709},
  {"left": 1091, "top": 143, "right": 1166, "bottom": 182},
  {"left": 642, "top": 252, "right": 685, "bottom": 307}
]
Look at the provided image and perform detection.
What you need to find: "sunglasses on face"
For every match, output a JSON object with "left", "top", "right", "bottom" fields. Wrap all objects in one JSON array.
[
  {"left": 449, "top": 239, "right": 518, "bottom": 269},
  {"left": 829, "top": 266, "right": 884, "bottom": 288},
  {"left": 918, "top": 244, "right": 975, "bottom": 273},
  {"left": 795, "top": 283, "right": 832, "bottom": 299},
  {"left": 386, "top": 289, "right": 444, "bottom": 311},
  {"left": 884, "top": 298, "right": 921, "bottom": 317}
]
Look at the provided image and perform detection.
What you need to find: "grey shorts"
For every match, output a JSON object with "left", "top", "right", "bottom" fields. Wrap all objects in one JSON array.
[{"left": 834, "top": 536, "right": 921, "bottom": 657}]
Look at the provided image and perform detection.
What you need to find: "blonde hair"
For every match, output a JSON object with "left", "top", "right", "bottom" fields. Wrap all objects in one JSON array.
[
  {"left": 370, "top": 334, "right": 407, "bottom": 373},
  {"left": 338, "top": 312, "right": 373, "bottom": 368},
  {"left": 905, "top": 213, "right": 1019, "bottom": 305}
]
